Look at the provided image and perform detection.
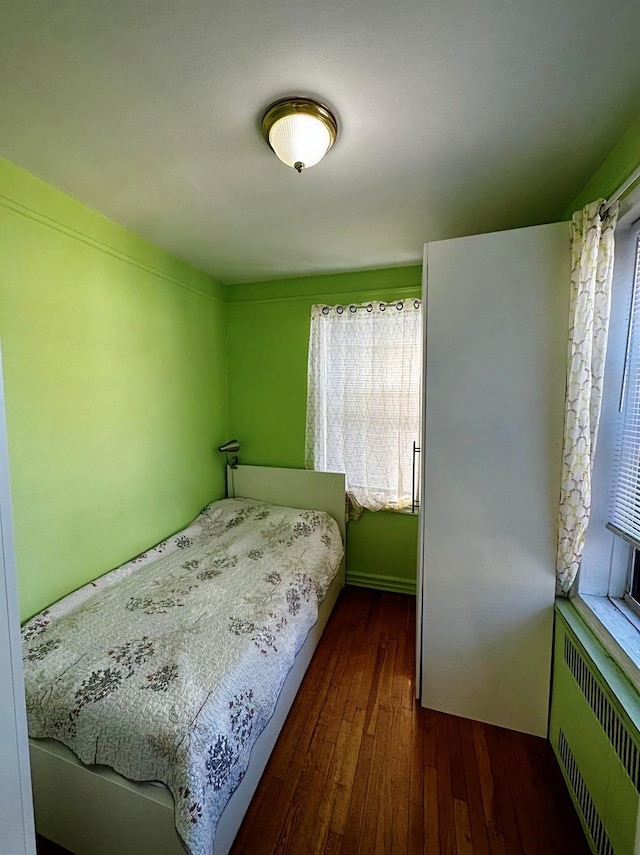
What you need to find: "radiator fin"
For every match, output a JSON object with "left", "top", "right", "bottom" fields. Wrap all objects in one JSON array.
[
  {"left": 564, "top": 634, "right": 640, "bottom": 793},
  {"left": 557, "top": 730, "right": 614, "bottom": 855}
]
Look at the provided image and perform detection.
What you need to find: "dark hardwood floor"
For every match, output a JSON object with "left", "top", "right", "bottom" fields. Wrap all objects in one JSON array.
[
  {"left": 38, "top": 587, "right": 589, "bottom": 855},
  {"left": 231, "top": 587, "right": 588, "bottom": 855}
]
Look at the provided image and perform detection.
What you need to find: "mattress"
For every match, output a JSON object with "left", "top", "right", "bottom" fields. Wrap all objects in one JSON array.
[{"left": 22, "top": 497, "right": 344, "bottom": 855}]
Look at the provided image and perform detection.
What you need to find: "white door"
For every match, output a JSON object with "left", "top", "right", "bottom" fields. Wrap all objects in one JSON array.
[
  {"left": 0, "top": 349, "right": 37, "bottom": 855},
  {"left": 418, "top": 222, "right": 570, "bottom": 737}
]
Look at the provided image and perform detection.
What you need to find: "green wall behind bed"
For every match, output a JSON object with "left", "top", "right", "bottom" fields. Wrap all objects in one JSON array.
[
  {"left": 0, "top": 157, "right": 229, "bottom": 621},
  {"left": 225, "top": 267, "right": 421, "bottom": 595}
]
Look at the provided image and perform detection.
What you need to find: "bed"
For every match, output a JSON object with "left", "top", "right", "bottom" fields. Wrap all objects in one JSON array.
[{"left": 24, "top": 465, "right": 346, "bottom": 855}]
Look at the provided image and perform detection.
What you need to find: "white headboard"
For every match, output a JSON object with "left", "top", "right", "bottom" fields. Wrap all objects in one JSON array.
[{"left": 228, "top": 464, "right": 346, "bottom": 543}]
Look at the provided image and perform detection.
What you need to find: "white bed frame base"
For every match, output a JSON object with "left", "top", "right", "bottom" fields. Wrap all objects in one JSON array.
[{"left": 30, "top": 466, "right": 346, "bottom": 855}]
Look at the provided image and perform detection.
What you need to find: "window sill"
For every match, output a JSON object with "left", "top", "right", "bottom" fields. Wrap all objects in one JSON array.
[
  {"left": 572, "top": 593, "right": 640, "bottom": 694},
  {"left": 351, "top": 506, "right": 419, "bottom": 518}
]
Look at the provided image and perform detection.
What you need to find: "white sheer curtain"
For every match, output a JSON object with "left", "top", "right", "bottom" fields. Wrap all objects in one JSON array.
[
  {"left": 305, "top": 299, "right": 422, "bottom": 516},
  {"left": 556, "top": 200, "right": 619, "bottom": 595}
]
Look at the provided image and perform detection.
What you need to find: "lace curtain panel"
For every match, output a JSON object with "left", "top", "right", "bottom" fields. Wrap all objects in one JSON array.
[
  {"left": 305, "top": 299, "right": 422, "bottom": 515},
  {"left": 556, "top": 200, "right": 619, "bottom": 595}
]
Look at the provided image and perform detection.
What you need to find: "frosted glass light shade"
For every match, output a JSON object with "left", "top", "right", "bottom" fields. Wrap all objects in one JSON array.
[
  {"left": 261, "top": 98, "right": 338, "bottom": 173},
  {"left": 269, "top": 114, "right": 332, "bottom": 170}
]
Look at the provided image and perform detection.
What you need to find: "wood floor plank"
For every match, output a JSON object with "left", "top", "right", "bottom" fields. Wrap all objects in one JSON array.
[
  {"left": 393, "top": 612, "right": 413, "bottom": 710},
  {"left": 471, "top": 719, "right": 506, "bottom": 855},
  {"left": 509, "top": 732, "right": 556, "bottom": 855},
  {"left": 483, "top": 724, "right": 524, "bottom": 855},
  {"left": 292, "top": 644, "right": 341, "bottom": 754},
  {"left": 235, "top": 773, "right": 285, "bottom": 855},
  {"left": 409, "top": 702, "right": 426, "bottom": 853},
  {"left": 38, "top": 588, "right": 591, "bottom": 855},
  {"left": 447, "top": 713, "right": 467, "bottom": 803},
  {"left": 318, "top": 613, "right": 358, "bottom": 742},
  {"left": 424, "top": 764, "right": 441, "bottom": 855},
  {"left": 365, "top": 637, "right": 397, "bottom": 737},
  {"left": 410, "top": 704, "right": 425, "bottom": 805},
  {"left": 329, "top": 707, "right": 367, "bottom": 835},
  {"left": 370, "top": 705, "right": 395, "bottom": 855},
  {"left": 423, "top": 704, "right": 438, "bottom": 770},
  {"left": 342, "top": 597, "right": 381, "bottom": 725},
  {"left": 458, "top": 716, "right": 491, "bottom": 855},
  {"left": 340, "top": 732, "right": 375, "bottom": 854},
  {"left": 409, "top": 793, "right": 425, "bottom": 854},
  {"left": 324, "top": 829, "right": 344, "bottom": 855},
  {"left": 358, "top": 683, "right": 397, "bottom": 853},
  {"left": 238, "top": 747, "right": 308, "bottom": 855},
  {"left": 454, "top": 798, "right": 474, "bottom": 855},
  {"left": 389, "top": 705, "right": 412, "bottom": 852},
  {"left": 502, "top": 729, "right": 542, "bottom": 855},
  {"left": 274, "top": 724, "right": 335, "bottom": 854},
  {"left": 266, "top": 634, "right": 336, "bottom": 781},
  {"left": 435, "top": 711, "right": 457, "bottom": 855}
]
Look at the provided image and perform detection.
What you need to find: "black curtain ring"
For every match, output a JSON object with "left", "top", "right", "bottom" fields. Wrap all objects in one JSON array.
[
  {"left": 321, "top": 306, "right": 330, "bottom": 315},
  {"left": 349, "top": 305, "right": 357, "bottom": 313},
  {"left": 366, "top": 304, "right": 373, "bottom": 312},
  {"left": 379, "top": 303, "right": 386, "bottom": 311},
  {"left": 396, "top": 301, "right": 403, "bottom": 310},
  {"left": 336, "top": 305, "right": 344, "bottom": 314}
]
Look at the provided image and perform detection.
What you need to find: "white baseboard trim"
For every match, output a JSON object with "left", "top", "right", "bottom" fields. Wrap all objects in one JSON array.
[{"left": 346, "top": 571, "right": 416, "bottom": 596}]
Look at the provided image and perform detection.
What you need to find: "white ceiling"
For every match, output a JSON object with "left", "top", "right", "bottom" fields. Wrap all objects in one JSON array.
[{"left": 1, "top": 1, "right": 639, "bottom": 284}]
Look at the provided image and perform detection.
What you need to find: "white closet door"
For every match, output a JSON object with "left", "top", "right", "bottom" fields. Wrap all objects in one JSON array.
[
  {"left": 419, "top": 222, "right": 569, "bottom": 737},
  {"left": 0, "top": 349, "right": 36, "bottom": 855}
]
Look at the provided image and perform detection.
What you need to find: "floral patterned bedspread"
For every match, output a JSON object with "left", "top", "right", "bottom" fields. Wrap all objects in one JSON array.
[{"left": 22, "top": 498, "right": 343, "bottom": 855}]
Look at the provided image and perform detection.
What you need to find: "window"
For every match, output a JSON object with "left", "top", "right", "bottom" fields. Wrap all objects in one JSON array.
[
  {"left": 305, "top": 299, "right": 422, "bottom": 515},
  {"left": 609, "top": 233, "right": 640, "bottom": 609},
  {"left": 572, "top": 193, "right": 640, "bottom": 678},
  {"left": 577, "top": 205, "right": 640, "bottom": 597}
]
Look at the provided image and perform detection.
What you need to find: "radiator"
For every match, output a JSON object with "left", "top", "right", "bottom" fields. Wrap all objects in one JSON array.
[{"left": 551, "top": 602, "right": 640, "bottom": 855}]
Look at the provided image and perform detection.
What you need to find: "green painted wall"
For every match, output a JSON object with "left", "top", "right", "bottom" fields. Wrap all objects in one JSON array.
[
  {"left": 226, "top": 266, "right": 421, "bottom": 594},
  {"left": 0, "top": 157, "right": 229, "bottom": 620},
  {"left": 565, "top": 107, "right": 640, "bottom": 217}
]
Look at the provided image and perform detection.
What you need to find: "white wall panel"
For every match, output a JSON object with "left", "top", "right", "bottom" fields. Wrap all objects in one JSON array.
[{"left": 420, "top": 222, "right": 569, "bottom": 736}]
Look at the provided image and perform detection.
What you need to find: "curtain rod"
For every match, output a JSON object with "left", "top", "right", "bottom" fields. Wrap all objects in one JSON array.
[
  {"left": 319, "top": 299, "right": 421, "bottom": 315},
  {"left": 599, "top": 163, "right": 640, "bottom": 218}
]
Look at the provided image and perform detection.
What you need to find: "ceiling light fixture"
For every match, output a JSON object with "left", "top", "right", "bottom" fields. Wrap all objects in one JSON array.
[{"left": 261, "top": 97, "right": 338, "bottom": 174}]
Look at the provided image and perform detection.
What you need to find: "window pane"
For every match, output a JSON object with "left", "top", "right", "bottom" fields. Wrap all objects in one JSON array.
[
  {"left": 305, "top": 300, "right": 422, "bottom": 513},
  {"left": 610, "top": 236, "right": 640, "bottom": 545}
]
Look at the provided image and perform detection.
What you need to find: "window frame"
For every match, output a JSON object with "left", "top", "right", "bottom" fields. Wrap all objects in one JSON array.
[
  {"left": 305, "top": 299, "right": 423, "bottom": 515},
  {"left": 576, "top": 186, "right": 640, "bottom": 648},
  {"left": 608, "top": 227, "right": 640, "bottom": 609},
  {"left": 624, "top": 548, "right": 640, "bottom": 619}
]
